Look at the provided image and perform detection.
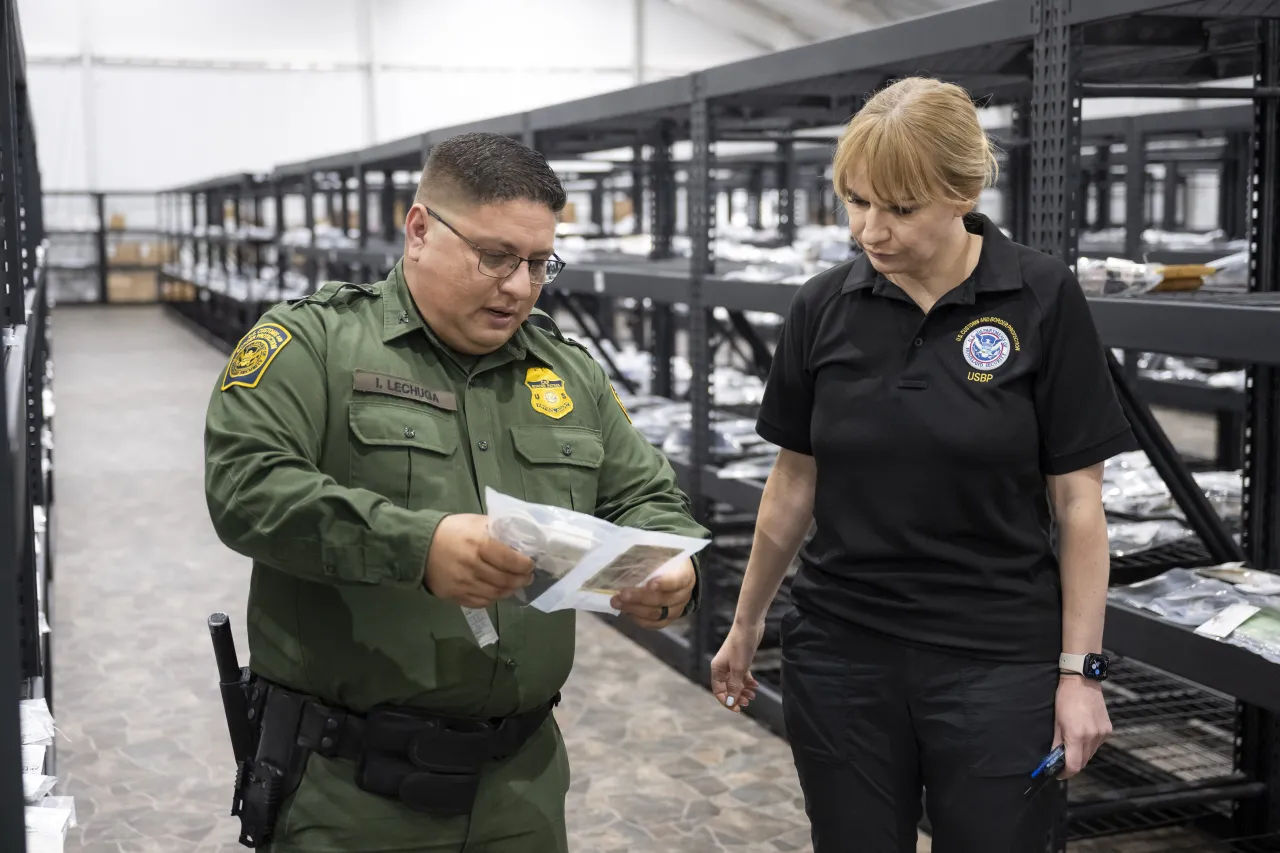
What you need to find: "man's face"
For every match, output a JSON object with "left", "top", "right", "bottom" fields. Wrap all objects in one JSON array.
[{"left": 402, "top": 199, "right": 557, "bottom": 355}]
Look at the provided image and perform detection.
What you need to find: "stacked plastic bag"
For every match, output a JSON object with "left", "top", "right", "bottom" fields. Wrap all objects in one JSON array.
[{"left": 21, "top": 696, "right": 76, "bottom": 853}]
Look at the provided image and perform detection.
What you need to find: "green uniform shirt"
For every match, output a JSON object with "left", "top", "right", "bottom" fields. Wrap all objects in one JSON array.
[{"left": 204, "top": 261, "right": 707, "bottom": 719}]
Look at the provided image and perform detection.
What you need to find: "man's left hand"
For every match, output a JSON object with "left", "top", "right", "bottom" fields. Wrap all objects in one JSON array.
[
  {"left": 610, "top": 559, "right": 695, "bottom": 630},
  {"left": 1054, "top": 675, "right": 1112, "bottom": 779}
]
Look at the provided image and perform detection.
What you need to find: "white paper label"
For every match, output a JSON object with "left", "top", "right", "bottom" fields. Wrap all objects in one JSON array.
[
  {"left": 1195, "top": 603, "right": 1260, "bottom": 639},
  {"left": 462, "top": 607, "right": 499, "bottom": 647},
  {"left": 22, "top": 745, "right": 46, "bottom": 775}
]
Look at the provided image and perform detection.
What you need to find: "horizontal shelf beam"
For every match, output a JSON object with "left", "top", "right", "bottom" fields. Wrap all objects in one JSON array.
[
  {"left": 1087, "top": 295, "right": 1280, "bottom": 365},
  {"left": 1104, "top": 602, "right": 1280, "bottom": 713}
]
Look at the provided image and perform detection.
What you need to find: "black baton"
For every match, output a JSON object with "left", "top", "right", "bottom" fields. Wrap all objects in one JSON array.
[{"left": 209, "top": 612, "right": 254, "bottom": 764}]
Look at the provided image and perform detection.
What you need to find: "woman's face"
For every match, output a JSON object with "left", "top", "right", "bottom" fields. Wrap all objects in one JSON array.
[{"left": 843, "top": 169, "right": 967, "bottom": 277}]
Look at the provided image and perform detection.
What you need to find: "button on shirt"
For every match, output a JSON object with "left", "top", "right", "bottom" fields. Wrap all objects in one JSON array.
[{"left": 756, "top": 214, "right": 1138, "bottom": 662}]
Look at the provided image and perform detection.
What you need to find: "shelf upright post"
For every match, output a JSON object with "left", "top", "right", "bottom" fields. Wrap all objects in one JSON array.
[
  {"left": 93, "top": 193, "right": 106, "bottom": 304},
  {"left": 1007, "top": 101, "right": 1032, "bottom": 244},
  {"left": 630, "top": 143, "right": 644, "bottom": 235},
  {"left": 649, "top": 119, "right": 676, "bottom": 399},
  {"left": 689, "top": 77, "right": 716, "bottom": 675},
  {"left": 1123, "top": 118, "right": 1145, "bottom": 261},
  {"left": 0, "top": 317, "right": 25, "bottom": 853},
  {"left": 777, "top": 138, "right": 796, "bottom": 245},
  {"left": 274, "top": 180, "right": 287, "bottom": 299},
  {"left": 304, "top": 170, "right": 317, "bottom": 291},
  {"left": 1093, "top": 143, "right": 1111, "bottom": 231},
  {"left": 1029, "top": 3, "right": 1083, "bottom": 848},
  {"left": 746, "top": 166, "right": 763, "bottom": 230},
  {"left": 1235, "top": 19, "right": 1280, "bottom": 837}
]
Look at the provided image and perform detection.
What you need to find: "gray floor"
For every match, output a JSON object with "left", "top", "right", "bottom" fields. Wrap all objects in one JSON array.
[
  {"left": 47, "top": 305, "right": 820, "bottom": 853},
  {"left": 47, "top": 305, "right": 1222, "bottom": 853}
]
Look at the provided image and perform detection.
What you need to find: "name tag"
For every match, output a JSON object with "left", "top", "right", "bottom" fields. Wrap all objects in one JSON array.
[{"left": 353, "top": 369, "right": 457, "bottom": 411}]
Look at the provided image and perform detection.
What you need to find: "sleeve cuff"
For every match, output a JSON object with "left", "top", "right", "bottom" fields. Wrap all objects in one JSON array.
[
  {"left": 756, "top": 417, "right": 812, "bottom": 456},
  {"left": 1042, "top": 427, "right": 1140, "bottom": 476},
  {"left": 336, "top": 506, "right": 447, "bottom": 588}
]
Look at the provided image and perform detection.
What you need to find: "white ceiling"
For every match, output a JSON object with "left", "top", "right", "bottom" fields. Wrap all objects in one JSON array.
[{"left": 664, "top": 0, "right": 986, "bottom": 52}]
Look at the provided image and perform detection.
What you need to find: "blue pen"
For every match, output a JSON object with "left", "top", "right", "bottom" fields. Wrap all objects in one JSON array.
[{"left": 1023, "top": 745, "right": 1066, "bottom": 799}]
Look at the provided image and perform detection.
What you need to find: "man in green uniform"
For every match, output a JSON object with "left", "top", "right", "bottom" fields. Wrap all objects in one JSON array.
[{"left": 204, "top": 132, "right": 708, "bottom": 852}]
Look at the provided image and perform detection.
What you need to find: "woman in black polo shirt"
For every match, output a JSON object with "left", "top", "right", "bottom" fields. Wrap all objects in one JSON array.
[{"left": 709, "top": 76, "right": 1138, "bottom": 852}]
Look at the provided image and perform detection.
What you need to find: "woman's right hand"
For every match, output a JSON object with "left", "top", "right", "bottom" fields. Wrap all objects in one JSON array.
[{"left": 710, "top": 620, "right": 764, "bottom": 713}]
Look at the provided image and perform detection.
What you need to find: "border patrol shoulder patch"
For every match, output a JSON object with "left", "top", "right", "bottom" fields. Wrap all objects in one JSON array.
[
  {"left": 221, "top": 323, "right": 293, "bottom": 391},
  {"left": 610, "top": 383, "right": 632, "bottom": 423}
]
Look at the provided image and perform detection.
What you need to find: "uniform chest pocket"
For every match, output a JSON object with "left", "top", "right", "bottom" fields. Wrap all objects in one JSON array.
[
  {"left": 349, "top": 401, "right": 460, "bottom": 511},
  {"left": 510, "top": 424, "right": 604, "bottom": 514}
]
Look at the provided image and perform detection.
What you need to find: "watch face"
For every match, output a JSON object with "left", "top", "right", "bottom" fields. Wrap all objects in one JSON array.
[{"left": 1084, "top": 654, "right": 1109, "bottom": 680}]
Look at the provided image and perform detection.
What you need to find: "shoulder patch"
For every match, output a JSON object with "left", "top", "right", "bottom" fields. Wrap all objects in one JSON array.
[
  {"left": 610, "top": 383, "right": 632, "bottom": 423},
  {"left": 221, "top": 323, "right": 292, "bottom": 391}
]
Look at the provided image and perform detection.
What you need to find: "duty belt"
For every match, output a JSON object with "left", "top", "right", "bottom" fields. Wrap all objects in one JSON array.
[{"left": 261, "top": 681, "right": 560, "bottom": 816}]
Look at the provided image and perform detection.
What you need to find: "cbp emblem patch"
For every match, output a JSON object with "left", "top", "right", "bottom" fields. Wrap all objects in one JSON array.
[
  {"left": 221, "top": 323, "right": 292, "bottom": 391},
  {"left": 962, "top": 325, "right": 1012, "bottom": 372},
  {"left": 525, "top": 367, "right": 574, "bottom": 419}
]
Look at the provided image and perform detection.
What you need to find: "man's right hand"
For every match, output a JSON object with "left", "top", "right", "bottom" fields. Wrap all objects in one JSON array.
[{"left": 424, "top": 514, "right": 535, "bottom": 609}]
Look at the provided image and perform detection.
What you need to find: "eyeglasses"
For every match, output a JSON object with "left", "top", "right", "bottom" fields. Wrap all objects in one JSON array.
[{"left": 426, "top": 208, "right": 566, "bottom": 286}]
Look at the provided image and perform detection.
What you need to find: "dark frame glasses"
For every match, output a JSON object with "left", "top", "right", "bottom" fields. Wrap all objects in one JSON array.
[{"left": 426, "top": 207, "right": 566, "bottom": 285}]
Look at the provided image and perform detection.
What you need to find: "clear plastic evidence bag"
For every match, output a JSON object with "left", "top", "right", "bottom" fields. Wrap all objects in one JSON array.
[{"left": 461, "top": 486, "right": 710, "bottom": 647}]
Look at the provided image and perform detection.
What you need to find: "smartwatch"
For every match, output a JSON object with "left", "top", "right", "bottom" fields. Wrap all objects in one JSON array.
[{"left": 1059, "top": 652, "right": 1110, "bottom": 682}]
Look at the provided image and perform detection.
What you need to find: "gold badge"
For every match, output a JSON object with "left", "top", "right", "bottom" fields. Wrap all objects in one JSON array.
[
  {"left": 525, "top": 367, "right": 574, "bottom": 419},
  {"left": 221, "top": 323, "right": 292, "bottom": 391},
  {"left": 610, "top": 383, "right": 631, "bottom": 423}
]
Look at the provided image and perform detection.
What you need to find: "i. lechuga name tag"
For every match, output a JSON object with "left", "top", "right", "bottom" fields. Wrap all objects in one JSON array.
[{"left": 353, "top": 369, "right": 457, "bottom": 411}]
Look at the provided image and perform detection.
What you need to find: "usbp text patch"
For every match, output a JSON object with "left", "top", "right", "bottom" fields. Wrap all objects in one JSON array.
[{"left": 221, "top": 323, "right": 292, "bottom": 390}]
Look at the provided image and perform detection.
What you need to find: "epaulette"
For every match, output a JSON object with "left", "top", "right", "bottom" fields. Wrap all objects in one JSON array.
[
  {"left": 288, "top": 281, "right": 378, "bottom": 309},
  {"left": 525, "top": 307, "right": 592, "bottom": 355}
]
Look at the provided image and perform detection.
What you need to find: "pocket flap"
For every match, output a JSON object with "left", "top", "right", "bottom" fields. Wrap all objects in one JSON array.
[
  {"left": 350, "top": 402, "right": 457, "bottom": 455},
  {"left": 510, "top": 424, "right": 604, "bottom": 469}
]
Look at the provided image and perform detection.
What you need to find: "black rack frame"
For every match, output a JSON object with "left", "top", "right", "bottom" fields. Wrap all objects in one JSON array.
[
  {"left": 2, "top": 0, "right": 48, "bottom": 848},
  {"left": 42, "top": 190, "right": 165, "bottom": 304},
  {"left": 151, "top": 1, "right": 1280, "bottom": 848}
]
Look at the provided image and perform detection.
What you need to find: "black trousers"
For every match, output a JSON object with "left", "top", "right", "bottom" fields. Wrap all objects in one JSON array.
[{"left": 780, "top": 607, "right": 1061, "bottom": 853}]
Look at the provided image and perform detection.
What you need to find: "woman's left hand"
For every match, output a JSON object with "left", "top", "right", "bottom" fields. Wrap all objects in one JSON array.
[{"left": 1053, "top": 676, "right": 1113, "bottom": 779}]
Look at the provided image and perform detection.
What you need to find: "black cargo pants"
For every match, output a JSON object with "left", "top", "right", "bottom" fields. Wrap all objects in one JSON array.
[{"left": 779, "top": 607, "right": 1061, "bottom": 853}]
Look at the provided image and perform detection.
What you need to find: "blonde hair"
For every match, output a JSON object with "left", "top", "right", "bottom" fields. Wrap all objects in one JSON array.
[{"left": 832, "top": 77, "right": 1000, "bottom": 211}]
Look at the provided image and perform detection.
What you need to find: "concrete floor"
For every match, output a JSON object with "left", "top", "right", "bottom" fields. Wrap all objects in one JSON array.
[{"left": 45, "top": 304, "right": 1225, "bottom": 853}]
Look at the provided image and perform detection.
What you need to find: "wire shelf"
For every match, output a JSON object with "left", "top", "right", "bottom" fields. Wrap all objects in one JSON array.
[
  {"left": 1070, "top": 830, "right": 1280, "bottom": 852},
  {"left": 1110, "top": 539, "right": 1218, "bottom": 586}
]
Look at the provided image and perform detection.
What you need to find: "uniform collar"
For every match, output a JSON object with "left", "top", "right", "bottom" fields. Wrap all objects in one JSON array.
[
  {"left": 381, "top": 259, "right": 546, "bottom": 365},
  {"left": 840, "top": 212, "right": 1023, "bottom": 304}
]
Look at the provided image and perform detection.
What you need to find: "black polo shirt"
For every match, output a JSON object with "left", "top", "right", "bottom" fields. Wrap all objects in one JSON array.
[{"left": 757, "top": 213, "right": 1138, "bottom": 662}]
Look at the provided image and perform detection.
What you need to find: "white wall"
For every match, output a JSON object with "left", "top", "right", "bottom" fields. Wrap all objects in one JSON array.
[{"left": 19, "top": 0, "right": 762, "bottom": 190}]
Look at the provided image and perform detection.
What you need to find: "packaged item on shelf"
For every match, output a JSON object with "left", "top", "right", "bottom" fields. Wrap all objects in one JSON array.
[
  {"left": 25, "top": 804, "right": 73, "bottom": 853},
  {"left": 24, "top": 774, "right": 57, "bottom": 804},
  {"left": 1109, "top": 567, "right": 1254, "bottom": 627},
  {"left": 1227, "top": 608, "right": 1280, "bottom": 664},
  {"left": 20, "top": 697, "right": 55, "bottom": 746},
  {"left": 1076, "top": 256, "right": 1161, "bottom": 296},
  {"left": 1107, "top": 519, "right": 1192, "bottom": 557},
  {"left": 662, "top": 417, "right": 776, "bottom": 462}
]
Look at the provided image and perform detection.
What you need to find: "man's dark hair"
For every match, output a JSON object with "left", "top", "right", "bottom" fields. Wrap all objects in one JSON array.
[{"left": 415, "top": 132, "right": 566, "bottom": 214}]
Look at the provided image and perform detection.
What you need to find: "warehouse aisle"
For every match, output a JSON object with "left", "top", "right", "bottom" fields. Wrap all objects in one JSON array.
[{"left": 47, "top": 305, "right": 829, "bottom": 853}]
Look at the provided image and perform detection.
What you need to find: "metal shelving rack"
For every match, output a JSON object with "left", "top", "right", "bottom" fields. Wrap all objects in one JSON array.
[
  {"left": 2, "top": 0, "right": 51, "bottom": 848},
  {"left": 41, "top": 190, "right": 164, "bottom": 304},
  {"left": 152, "top": 1, "right": 1280, "bottom": 848}
]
